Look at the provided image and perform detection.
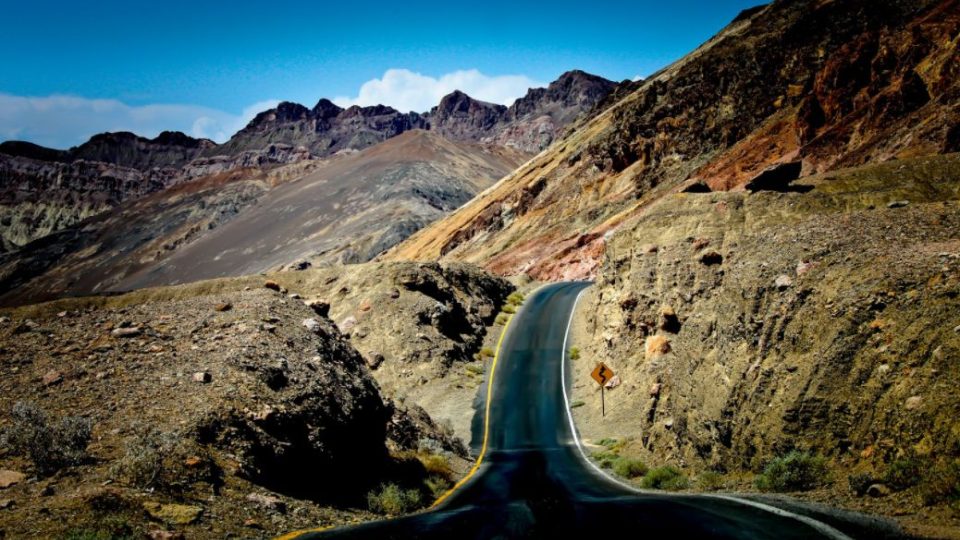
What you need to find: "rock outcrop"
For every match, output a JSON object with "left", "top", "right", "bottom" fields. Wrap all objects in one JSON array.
[{"left": 386, "top": 0, "right": 960, "bottom": 280}]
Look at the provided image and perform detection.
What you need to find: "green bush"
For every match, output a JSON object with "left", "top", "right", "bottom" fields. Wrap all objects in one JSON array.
[
  {"left": 367, "top": 483, "right": 423, "bottom": 515},
  {"left": 698, "top": 471, "right": 725, "bottom": 491},
  {"left": 592, "top": 450, "right": 618, "bottom": 469},
  {"left": 569, "top": 347, "right": 581, "bottom": 360},
  {"left": 755, "top": 451, "right": 828, "bottom": 492},
  {"left": 613, "top": 458, "right": 648, "bottom": 479},
  {"left": 920, "top": 460, "right": 960, "bottom": 507},
  {"left": 479, "top": 347, "right": 495, "bottom": 359},
  {"left": 495, "top": 314, "right": 509, "bottom": 326},
  {"left": 642, "top": 466, "right": 689, "bottom": 490},
  {"left": 884, "top": 457, "right": 922, "bottom": 491},
  {"left": 501, "top": 304, "right": 517, "bottom": 314},
  {"left": 506, "top": 292, "right": 525, "bottom": 306},
  {"left": 1, "top": 401, "right": 92, "bottom": 475}
]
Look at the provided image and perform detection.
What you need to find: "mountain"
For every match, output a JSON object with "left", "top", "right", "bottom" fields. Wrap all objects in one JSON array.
[
  {"left": 426, "top": 70, "right": 618, "bottom": 152},
  {"left": 0, "top": 71, "right": 615, "bottom": 253},
  {"left": 387, "top": 0, "right": 960, "bottom": 278},
  {"left": 209, "top": 100, "right": 428, "bottom": 158},
  {"left": 0, "top": 131, "right": 527, "bottom": 305},
  {"left": 383, "top": 0, "right": 960, "bottom": 530}
]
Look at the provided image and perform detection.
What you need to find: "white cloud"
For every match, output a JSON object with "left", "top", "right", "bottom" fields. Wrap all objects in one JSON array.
[
  {"left": 333, "top": 69, "right": 546, "bottom": 113},
  {"left": 0, "top": 94, "right": 279, "bottom": 149}
]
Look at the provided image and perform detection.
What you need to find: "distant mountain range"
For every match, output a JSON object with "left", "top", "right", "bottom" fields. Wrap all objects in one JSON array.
[{"left": 0, "top": 70, "right": 618, "bottom": 304}]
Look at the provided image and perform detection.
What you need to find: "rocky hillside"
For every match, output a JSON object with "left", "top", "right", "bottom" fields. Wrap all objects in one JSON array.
[
  {"left": 386, "top": 0, "right": 959, "bottom": 280},
  {"left": 0, "top": 131, "right": 527, "bottom": 306},
  {"left": 567, "top": 155, "right": 960, "bottom": 536},
  {"left": 0, "top": 141, "right": 308, "bottom": 251},
  {"left": 0, "top": 261, "right": 510, "bottom": 538},
  {"left": 0, "top": 70, "right": 614, "bottom": 258}
]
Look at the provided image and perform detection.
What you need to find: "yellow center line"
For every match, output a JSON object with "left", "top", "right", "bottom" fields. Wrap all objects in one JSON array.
[{"left": 429, "top": 308, "right": 516, "bottom": 508}]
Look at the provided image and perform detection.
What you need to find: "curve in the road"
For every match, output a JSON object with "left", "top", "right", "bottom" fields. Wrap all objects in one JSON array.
[{"left": 278, "top": 282, "right": 901, "bottom": 540}]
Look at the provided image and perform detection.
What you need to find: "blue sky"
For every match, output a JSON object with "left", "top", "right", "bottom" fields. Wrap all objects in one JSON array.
[{"left": 1, "top": 0, "right": 761, "bottom": 148}]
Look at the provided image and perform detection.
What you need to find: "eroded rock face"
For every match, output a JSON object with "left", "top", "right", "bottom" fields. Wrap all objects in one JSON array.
[
  {"left": 573, "top": 158, "right": 960, "bottom": 479},
  {"left": 0, "top": 288, "right": 391, "bottom": 501}
]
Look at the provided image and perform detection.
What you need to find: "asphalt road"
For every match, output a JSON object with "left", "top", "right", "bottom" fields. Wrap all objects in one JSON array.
[{"left": 287, "top": 282, "right": 899, "bottom": 540}]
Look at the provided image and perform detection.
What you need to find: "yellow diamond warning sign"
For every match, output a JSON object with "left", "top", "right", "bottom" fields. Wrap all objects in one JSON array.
[{"left": 590, "top": 362, "right": 615, "bottom": 386}]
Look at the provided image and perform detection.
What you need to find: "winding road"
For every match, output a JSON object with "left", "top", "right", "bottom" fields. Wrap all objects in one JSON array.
[{"left": 283, "top": 282, "right": 900, "bottom": 539}]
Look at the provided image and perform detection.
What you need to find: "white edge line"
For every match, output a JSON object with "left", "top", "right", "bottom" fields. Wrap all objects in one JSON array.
[{"left": 559, "top": 285, "right": 853, "bottom": 540}]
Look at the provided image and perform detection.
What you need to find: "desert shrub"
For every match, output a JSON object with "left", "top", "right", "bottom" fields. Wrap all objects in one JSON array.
[
  {"left": 698, "top": 471, "right": 725, "bottom": 491},
  {"left": 884, "top": 457, "right": 922, "bottom": 491},
  {"left": 1, "top": 401, "right": 92, "bottom": 475},
  {"left": 506, "top": 292, "right": 525, "bottom": 306},
  {"left": 110, "top": 427, "right": 216, "bottom": 492},
  {"left": 613, "top": 458, "right": 648, "bottom": 479},
  {"left": 63, "top": 517, "right": 137, "bottom": 540},
  {"left": 755, "top": 451, "right": 828, "bottom": 492},
  {"left": 417, "top": 453, "right": 452, "bottom": 479},
  {"left": 479, "top": 347, "right": 495, "bottom": 359},
  {"left": 367, "top": 483, "right": 422, "bottom": 515},
  {"left": 501, "top": 304, "right": 517, "bottom": 314},
  {"left": 111, "top": 429, "right": 176, "bottom": 488},
  {"left": 848, "top": 472, "right": 875, "bottom": 496},
  {"left": 569, "top": 347, "right": 581, "bottom": 360},
  {"left": 425, "top": 475, "right": 452, "bottom": 499},
  {"left": 642, "top": 466, "right": 689, "bottom": 490},
  {"left": 597, "top": 438, "right": 618, "bottom": 448},
  {"left": 920, "top": 460, "right": 960, "bottom": 507},
  {"left": 592, "top": 450, "right": 619, "bottom": 469},
  {"left": 495, "top": 314, "right": 509, "bottom": 326}
]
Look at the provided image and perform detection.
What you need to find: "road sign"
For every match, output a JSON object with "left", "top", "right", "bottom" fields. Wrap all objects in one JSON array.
[
  {"left": 591, "top": 362, "right": 615, "bottom": 386},
  {"left": 590, "top": 362, "right": 615, "bottom": 417}
]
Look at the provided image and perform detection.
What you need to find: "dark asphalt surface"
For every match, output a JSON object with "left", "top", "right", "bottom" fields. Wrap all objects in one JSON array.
[{"left": 291, "top": 282, "right": 890, "bottom": 539}]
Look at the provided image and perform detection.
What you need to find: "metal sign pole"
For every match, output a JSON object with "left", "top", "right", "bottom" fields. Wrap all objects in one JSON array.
[{"left": 601, "top": 385, "right": 605, "bottom": 417}]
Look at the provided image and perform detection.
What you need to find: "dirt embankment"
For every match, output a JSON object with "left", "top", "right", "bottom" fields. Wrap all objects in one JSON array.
[{"left": 568, "top": 155, "right": 960, "bottom": 538}]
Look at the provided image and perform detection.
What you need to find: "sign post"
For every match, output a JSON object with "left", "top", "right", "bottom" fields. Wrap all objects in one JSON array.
[{"left": 590, "top": 362, "right": 615, "bottom": 417}]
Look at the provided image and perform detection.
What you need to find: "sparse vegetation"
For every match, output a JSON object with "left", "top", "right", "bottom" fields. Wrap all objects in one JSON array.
[
  {"left": 642, "top": 466, "right": 689, "bottom": 490},
  {"left": 367, "top": 483, "right": 423, "bottom": 515},
  {"left": 755, "top": 451, "right": 828, "bottom": 492},
  {"left": 0, "top": 401, "right": 92, "bottom": 475},
  {"left": 920, "top": 460, "right": 960, "bottom": 508},
  {"left": 569, "top": 346, "right": 581, "bottom": 360},
  {"left": 698, "top": 471, "right": 725, "bottom": 491},
  {"left": 613, "top": 458, "right": 648, "bottom": 479},
  {"left": 884, "top": 457, "right": 922, "bottom": 491}
]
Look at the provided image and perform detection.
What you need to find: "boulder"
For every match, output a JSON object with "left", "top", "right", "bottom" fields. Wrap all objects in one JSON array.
[
  {"left": 192, "top": 372, "right": 211, "bottom": 384},
  {"left": 867, "top": 484, "right": 892, "bottom": 498},
  {"left": 0, "top": 470, "right": 25, "bottom": 489},
  {"left": 42, "top": 370, "right": 63, "bottom": 386},
  {"left": 111, "top": 327, "right": 142, "bottom": 338},
  {"left": 246, "top": 492, "right": 286, "bottom": 513},
  {"left": 143, "top": 502, "right": 203, "bottom": 525}
]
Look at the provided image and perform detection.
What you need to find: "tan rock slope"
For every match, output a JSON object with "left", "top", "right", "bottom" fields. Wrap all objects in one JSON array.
[
  {"left": 568, "top": 155, "right": 960, "bottom": 534},
  {"left": 0, "top": 261, "right": 511, "bottom": 538},
  {"left": 386, "top": 0, "right": 960, "bottom": 280}
]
